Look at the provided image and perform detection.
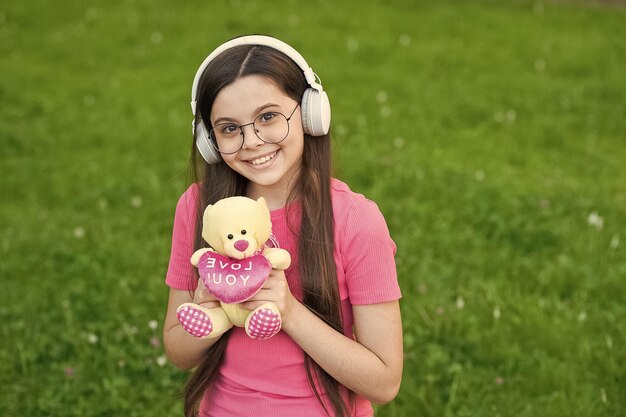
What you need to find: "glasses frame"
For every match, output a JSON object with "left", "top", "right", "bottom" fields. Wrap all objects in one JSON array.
[{"left": 209, "top": 103, "right": 300, "bottom": 155}]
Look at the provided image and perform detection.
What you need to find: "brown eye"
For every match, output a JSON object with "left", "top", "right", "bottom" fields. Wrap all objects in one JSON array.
[
  {"left": 241, "top": 230, "right": 247, "bottom": 235},
  {"left": 227, "top": 234, "right": 233, "bottom": 240}
]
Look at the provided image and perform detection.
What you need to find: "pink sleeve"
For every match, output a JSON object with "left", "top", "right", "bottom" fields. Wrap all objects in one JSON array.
[
  {"left": 165, "top": 185, "right": 199, "bottom": 291},
  {"left": 342, "top": 199, "right": 401, "bottom": 305}
]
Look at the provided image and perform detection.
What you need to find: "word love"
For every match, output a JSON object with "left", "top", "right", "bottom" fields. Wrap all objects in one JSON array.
[
  {"left": 205, "top": 257, "right": 252, "bottom": 286},
  {"left": 198, "top": 251, "right": 271, "bottom": 304}
]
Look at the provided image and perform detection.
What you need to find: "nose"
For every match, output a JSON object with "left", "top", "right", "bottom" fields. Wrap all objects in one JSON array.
[
  {"left": 234, "top": 239, "right": 249, "bottom": 252},
  {"left": 240, "top": 123, "right": 263, "bottom": 149}
]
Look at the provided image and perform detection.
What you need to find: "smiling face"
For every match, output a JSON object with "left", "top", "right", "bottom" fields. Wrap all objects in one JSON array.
[{"left": 210, "top": 75, "right": 304, "bottom": 203}]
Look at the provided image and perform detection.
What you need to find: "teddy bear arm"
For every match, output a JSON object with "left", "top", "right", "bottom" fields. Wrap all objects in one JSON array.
[
  {"left": 191, "top": 248, "right": 214, "bottom": 266},
  {"left": 263, "top": 247, "right": 291, "bottom": 270}
]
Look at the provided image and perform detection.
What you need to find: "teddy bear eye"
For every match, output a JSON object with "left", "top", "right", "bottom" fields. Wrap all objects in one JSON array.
[
  {"left": 241, "top": 230, "right": 247, "bottom": 235},
  {"left": 227, "top": 234, "right": 233, "bottom": 240}
]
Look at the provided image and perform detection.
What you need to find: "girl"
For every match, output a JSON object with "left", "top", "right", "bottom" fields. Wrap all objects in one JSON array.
[{"left": 163, "top": 35, "right": 403, "bottom": 417}]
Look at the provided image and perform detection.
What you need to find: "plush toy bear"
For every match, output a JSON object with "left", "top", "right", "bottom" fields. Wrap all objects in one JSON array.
[{"left": 176, "top": 196, "right": 291, "bottom": 340}]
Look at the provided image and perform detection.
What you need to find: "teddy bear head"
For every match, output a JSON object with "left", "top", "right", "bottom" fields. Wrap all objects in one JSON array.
[{"left": 201, "top": 196, "right": 272, "bottom": 260}]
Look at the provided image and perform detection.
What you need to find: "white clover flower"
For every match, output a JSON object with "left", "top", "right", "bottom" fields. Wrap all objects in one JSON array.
[
  {"left": 610, "top": 234, "right": 619, "bottom": 249},
  {"left": 455, "top": 296, "right": 465, "bottom": 310},
  {"left": 148, "top": 320, "right": 158, "bottom": 330},
  {"left": 73, "top": 227, "right": 85, "bottom": 239},
  {"left": 131, "top": 196, "right": 143, "bottom": 208},
  {"left": 493, "top": 306, "right": 501, "bottom": 320},
  {"left": 156, "top": 355, "right": 167, "bottom": 367},
  {"left": 475, "top": 170, "right": 485, "bottom": 181},
  {"left": 587, "top": 211, "right": 604, "bottom": 230},
  {"left": 399, "top": 34, "right": 411, "bottom": 46},
  {"left": 376, "top": 91, "right": 388, "bottom": 103},
  {"left": 87, "top": 333, "right": 98, "bottom": 344},
  {"left": 506, "top": 109, "right": 517, "bottom": 123}
]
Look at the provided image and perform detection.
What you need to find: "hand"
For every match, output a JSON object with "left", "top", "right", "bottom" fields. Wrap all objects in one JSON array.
[
  {"left": 241, "top": 269, "right": 299, "bottom": 324},
  {"left": 193, "top": 278, "right": 221, "bottom": 309}
]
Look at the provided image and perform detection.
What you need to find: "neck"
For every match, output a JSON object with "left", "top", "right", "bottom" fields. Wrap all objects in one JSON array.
[
  {"left": 245, "top": 167, "right": 300, "bottom": 211},
  {"left": 246, "top": 183, "right": 292, "bottom": 211}
]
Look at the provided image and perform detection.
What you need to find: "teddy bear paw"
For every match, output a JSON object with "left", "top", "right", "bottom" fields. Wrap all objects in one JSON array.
[
  {"left": 177, "top": 304, "right": 213, "bottom": 338},
  {"left": 246, "top": 308, "right": 281, "bottom": 339}
]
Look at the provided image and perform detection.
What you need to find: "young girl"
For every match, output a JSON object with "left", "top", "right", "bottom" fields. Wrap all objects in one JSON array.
[{"left": 163, "top": 35, "right": 403, "bottom": 417}]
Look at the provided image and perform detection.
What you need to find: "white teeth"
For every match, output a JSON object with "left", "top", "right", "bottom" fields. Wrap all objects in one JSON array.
[{"left": 249, "top": 151, "right": 277, "bottom": 165}]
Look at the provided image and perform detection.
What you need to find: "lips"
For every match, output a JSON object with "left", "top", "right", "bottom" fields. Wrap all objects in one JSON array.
[{"left": 246, "top": 150, "right": 278, "bottom": 166}]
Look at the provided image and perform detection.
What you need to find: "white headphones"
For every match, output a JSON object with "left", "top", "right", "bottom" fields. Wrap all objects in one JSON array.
[{"left": 191, "top": 35, "right": 332, "bottom": 164}]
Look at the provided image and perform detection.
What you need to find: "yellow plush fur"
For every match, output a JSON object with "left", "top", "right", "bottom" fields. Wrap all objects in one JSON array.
[{"left": 179, "top": 196, "right": 290, "bottom": 339}]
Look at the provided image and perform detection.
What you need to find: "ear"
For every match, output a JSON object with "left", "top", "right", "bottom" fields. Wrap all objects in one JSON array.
[
  {"left": 202, "top": 204, "right": 214, "bottom": 226},
  {"left": 201, "top": 204, "right": 215, "bottom": 245},
  {"left": 254, "top": 197, "right": 272, "bottom": 243},
  {"left": 256, "top": 197, "right": 269, "bottom": 212}
]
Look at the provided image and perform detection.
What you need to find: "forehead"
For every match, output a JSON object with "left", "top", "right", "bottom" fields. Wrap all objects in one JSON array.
[{"left": 211, "top": 75, "right": 291, "bottom": 120}]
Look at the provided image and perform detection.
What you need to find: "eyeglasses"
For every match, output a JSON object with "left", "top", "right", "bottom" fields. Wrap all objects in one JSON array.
[{"left": 209, "top": 104, "right": 300, "bottom": 154}]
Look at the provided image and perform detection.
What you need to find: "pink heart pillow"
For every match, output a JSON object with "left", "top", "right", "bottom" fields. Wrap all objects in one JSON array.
[{"left": 197, "top": 251, "right": 271, "bottom": 303}]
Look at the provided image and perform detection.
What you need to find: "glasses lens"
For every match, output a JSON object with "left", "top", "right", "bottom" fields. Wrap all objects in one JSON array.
[
  {"left": 210, "top": 123, "right": 242, "bottom": 154},
  {"left": 254, "top": 112, "right": 289, "bottom": 144}
]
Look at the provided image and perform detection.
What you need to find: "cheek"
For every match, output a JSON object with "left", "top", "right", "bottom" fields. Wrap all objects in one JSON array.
[
  {"left": 284, "top": 131, "right": 305, "bottom": 156},
  {"left": 221, "top": 154, "right": 246, "bottom": 175},
  {"left": 221, "top": 153, "right": 238, "bottom": 165}
]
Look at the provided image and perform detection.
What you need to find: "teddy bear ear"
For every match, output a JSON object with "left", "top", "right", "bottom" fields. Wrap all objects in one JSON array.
[
  {"left": 202, "top": 204, "right": 214, "bottom": 222},
  {"left": 255, "top": 197, "right": 272, "bottom": 242},
  {"left": 256, "top": 197, "right": 269, "bottom": 211}
]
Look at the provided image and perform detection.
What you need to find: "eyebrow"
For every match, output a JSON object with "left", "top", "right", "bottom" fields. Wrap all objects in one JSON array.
[{"left": 212, "top": 103, "right": 282, "bottom": 125}]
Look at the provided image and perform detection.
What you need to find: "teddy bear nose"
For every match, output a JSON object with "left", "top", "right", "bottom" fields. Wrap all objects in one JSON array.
[{"left": 234, "top": 240, "right": 249, "bottom": 252}]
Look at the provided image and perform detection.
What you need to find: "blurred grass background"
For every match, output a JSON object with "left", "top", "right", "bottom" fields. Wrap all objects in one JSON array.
[{"left": 1, "top": 0, "right": 625, "bottom": 416}]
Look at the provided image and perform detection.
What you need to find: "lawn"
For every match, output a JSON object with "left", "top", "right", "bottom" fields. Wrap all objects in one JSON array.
[{"left": 1, "top": 0, "right": 624, "bottom": 416}]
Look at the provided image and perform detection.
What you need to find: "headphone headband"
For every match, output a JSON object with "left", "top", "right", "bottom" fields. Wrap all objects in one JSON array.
[{"left": 190, "top": 35, "right": 322, "bottom": 116}]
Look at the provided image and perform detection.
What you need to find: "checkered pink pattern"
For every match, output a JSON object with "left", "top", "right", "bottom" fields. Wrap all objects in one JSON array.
[
  {"left": 177, "top": 305, "right": 213, "bottom": 338},
  {"left": 246, "top": 308, "right": 281, "bottom": 339}
]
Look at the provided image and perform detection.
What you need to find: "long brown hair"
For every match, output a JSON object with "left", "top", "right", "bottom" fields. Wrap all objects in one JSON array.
[{"left": 182, "top": 43, "right": 352, "bottom": 417}]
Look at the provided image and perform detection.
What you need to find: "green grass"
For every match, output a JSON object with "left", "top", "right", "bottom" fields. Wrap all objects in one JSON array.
[{"left": 1, "top": 0, "right": 625, "bottom": 416}]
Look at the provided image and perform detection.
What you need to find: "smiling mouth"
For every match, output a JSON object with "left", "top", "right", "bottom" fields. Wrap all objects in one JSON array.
[{"left": 247, "top": 150, "right": 278, "bottom": 166}]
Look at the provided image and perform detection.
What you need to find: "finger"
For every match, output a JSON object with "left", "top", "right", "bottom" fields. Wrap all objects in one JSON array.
[
  {"left": 194, "top": 280, "right": 218, "bottom": 304},
  {"left": 194, "top": 278, "right": 206, "bottom": 296}
]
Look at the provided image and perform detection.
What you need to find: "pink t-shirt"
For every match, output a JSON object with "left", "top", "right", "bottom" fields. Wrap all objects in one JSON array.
[{"left": 165, "top": 178, "right": 401, "bottom": 417}]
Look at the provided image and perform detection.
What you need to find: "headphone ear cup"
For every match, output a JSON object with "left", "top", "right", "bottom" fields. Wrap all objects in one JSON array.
[
  {"left": 195, "top": 119, "right": 222, "bottom": 164},
  {"left": 301, "top": 88, "right": 331, "bottom": 137}
]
